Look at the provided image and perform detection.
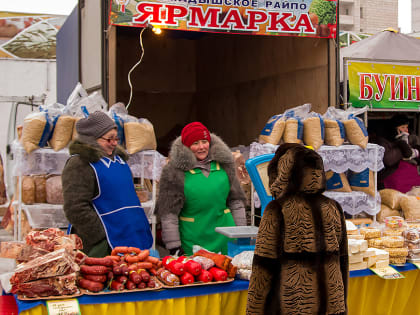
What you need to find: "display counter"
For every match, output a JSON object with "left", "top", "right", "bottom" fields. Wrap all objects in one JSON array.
[{"left": 15, "top": 264, "right": 420, "bottom": 315}]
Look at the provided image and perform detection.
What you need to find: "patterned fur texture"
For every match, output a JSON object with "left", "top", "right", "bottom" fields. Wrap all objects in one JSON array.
[{"left": 247, "top": 144, "right": 349, "bottom": 315}]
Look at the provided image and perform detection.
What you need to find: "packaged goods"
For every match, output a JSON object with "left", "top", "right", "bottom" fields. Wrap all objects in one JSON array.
[
  {"left": 21, "top": 112, "right": 51, "bottom": 153},
  {"left": 359, "top": 227, "right": 381, "bottom": 239},
  {"left": 324, "top": 119, "right": 345, "bottom": 146},
  {"left": 49, "top": 115, "right": 75, "bottom": 151},
  {"left": 347, "top": 168, "right": 375, "bottom": 197},
  {"left": 404, "top": 228, "right": 420, "bottom": 241},
  {"left": 303, "top": 114, "right": 324, "bottom": 150},
  {"left": 348, "top": 234, "right": 365, "bottom": 240},
  {"left": 22, "top": 176, "right": 35, "bottom": 205},
  {"left": 343, "top": 117, "right": 368, "bottom": 149},
  {"left": 379, "top": 189, "right": 404, "bottom": 210},
  {"left": 374, "top": 259, "right": 389, "bottom": 268},
  {"left": 382, "top": 236, "right": 405, "bottom": 248},
  {"left": 368, "top": 238, "right": 383, "bottom": 248},
  {"left": 345, "top": 220, "right": 358, "bottom": 235},
  {"left": 400, "top": 196, "right": 420, "bottom": 220},
  {"left": 33, "top": 175, "right": 47, "bottom": 204},
  {"left": 349, "top": 261, "right": 368, "bottom": 271},
  {"left": 46, "top": 176, "right": 64, "bottom": 204},
  {"left": 124, "top": 120, "right": 157, "bottom": 154},
  {"left": 72, "top": 117, "right": 81, "bottom": 140},
  {"left": 349, "top": 252, "right": 364, "bottom": 264},
  {"left": 382, "top": 229, "right": 404, "bottom": 237},
  {"left": 377, "top": 205, "right": 401, "bottom": 223},
  {"left": 232, "top": 251, "right": 254, "bottom": 270},
  {"left": 259, "top": 115, "right": 285, "bottom": 145},
  {"left": 384, "top": 216, "right": 405, "bottom": 229},
  {"left": 326, "top": 171, "right": 352, "bottom": 192},
  {"left": 283, "top": 118, "right": 303, "bottom": 144},
  {"left": 384, "top": 247, "right": 409, "bottom": 257},
  {"left": 389, "top": 256, "right": 407, "bottom": 265},
  {"left": 348, "top": 239, "right": 368, "bottom": 253}
]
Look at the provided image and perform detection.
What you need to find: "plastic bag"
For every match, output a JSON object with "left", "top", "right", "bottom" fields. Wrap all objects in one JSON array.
[
  {"left": 323, "top": 107, "right": 346, "bottom": 146},
  {"left": 108, "top": 102, "right": 130, "bottom": 146},
  {"left": 303, "top": 112, "right": 324, "bottom": 150},
  {"left": 20, "top": 110, "right": 53, "bottom": 153},
  {"left": 124, "top": 118, "right": 157, "bottom": 154},
  {"left": 281, "top": 104, "right": 310, "bottom": 144},
  {"left": 45, "top": 103, "right": 74, "bottom": 151},
  {"left": 343, "top": 106, "right": 369, "bottom": 149},
  {"left": 65, "top": 83, "right": 107, "bottom": 118},
  {"left": 379, "top": 189, "right": 404, "bottom": 210},
  {"left": 325, "top": 171, "right": 352, "bottom": 192},
  {"left": 347, "top": 168, "right": 375, "bottom": 197},
  {"left": 259, "top": 114, "right": 285, "bottom": 145},
  {"left": 231, "top": 251, "right": 254, "bottom": 269}
]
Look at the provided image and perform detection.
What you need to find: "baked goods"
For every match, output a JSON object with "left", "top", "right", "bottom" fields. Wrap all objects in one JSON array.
[{"left": 359, "top": 227, "right": 381, "bottom": 239}]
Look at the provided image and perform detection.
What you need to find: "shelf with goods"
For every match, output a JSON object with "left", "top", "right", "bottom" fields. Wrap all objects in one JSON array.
[
  {"left": 248, "top": 142, "right": 385, "bottom": 224},
  {"left": 10, "top": 141, "right": 166, "bottom": 246}
]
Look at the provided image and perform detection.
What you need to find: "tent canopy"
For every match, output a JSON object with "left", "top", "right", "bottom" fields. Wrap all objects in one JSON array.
[{"left": 340, "top": 29, "right": 420, "bottom": 80}]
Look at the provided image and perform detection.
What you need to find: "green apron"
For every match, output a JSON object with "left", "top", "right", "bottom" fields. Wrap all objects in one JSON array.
[{"left": 179, "top": 161, "right": 235, "bottom": 255}]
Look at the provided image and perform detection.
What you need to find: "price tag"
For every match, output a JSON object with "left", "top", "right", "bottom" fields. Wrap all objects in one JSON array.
[
  {"left": 370, "top": 266, "right": 405, "bottom": 279},
  {"left": 46, "top": 299, "right": 81, "bottom": 315}
]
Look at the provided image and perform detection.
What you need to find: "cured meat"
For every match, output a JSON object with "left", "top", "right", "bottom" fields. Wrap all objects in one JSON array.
[
  {"left": 11, "top": 273, "right": 78, "bottom": 297},
  {"left": 10, "top": 248, "right": 79, "bottom": 285}
]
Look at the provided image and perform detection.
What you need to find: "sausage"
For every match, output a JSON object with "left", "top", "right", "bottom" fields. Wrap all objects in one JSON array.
[
  {"left": 78, "top": 278, "right": 104, "bottom": 292},
  {"left": 80, "top": 265, "right": 109, "bottom": 275},
  {"left": 129, "top": 271, "right": 142, "bottom": 284},
  {"left": 125, "top": 254, "right": 140, "bottom": 264},
  {"left": 113, "top": 265, "right": 122, "bottom": 275},
  {"left": 137, "top": 249, "right": 150, "bottom": 261},
  {"left": 125, "top": 280, "right": 137, "bottom": 290},
  {"left": 137, "top": 282, "right": 147, "bottom": 289},
  {"left": 145, "top": 256, "right": 160, "bottom": 265},
  {"left": 116, "top": 275, "right": 128, "bottom": 284},
  {"left": 82, "top": 274, "right": 107, "bottom": 283},
  {"left": 84, "top": 257, "right": 114, "bottom": 266},
  {"left": 111, "top": 246, "right": 129, "bottom": 256},
  {"left": 105, "top": 255, "right": 121, "bottom": 262},
  {"left": 136, "top": 262, "right": 153, "bottom": 269},
  {"left": 138, "top": 270, "right": 150, "bottom": 282},
  {"left": 156, "top": 268, "right": 180, "bottom": 286},
  {"left": 128, "top": 247, "right": 141, "bottom": 254},
  {"left": 147, "top": 279, "right": 156, "bottom": 288},
  {"left": 120, "top": 264, "right": 129, "bottom": 276},
  {"left": 110, "top": 280, "right": 124, "bottom": 291}
]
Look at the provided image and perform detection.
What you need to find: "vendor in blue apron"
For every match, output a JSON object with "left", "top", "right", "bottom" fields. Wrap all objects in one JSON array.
[{"left": 62, "top": 111, "right": 153, "bottom": 257}]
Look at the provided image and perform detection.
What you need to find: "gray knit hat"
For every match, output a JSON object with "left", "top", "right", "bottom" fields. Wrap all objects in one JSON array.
[{"left": 76, "top": 111, "right": 117, "bottom": 139}]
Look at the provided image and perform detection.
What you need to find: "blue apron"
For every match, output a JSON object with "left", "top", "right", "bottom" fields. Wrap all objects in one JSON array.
[{"left": 89, "top": 156, "right": 153, "bottom": 249}]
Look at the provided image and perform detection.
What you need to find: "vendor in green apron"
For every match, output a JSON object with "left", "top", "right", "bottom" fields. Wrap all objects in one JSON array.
[{"left": 156, "top": 122, "right": 247, "bottom": 256}]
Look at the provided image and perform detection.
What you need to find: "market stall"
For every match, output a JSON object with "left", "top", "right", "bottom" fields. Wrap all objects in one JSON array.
[{"left": 13, "top": 266, "right": 420, "bottom": 315}]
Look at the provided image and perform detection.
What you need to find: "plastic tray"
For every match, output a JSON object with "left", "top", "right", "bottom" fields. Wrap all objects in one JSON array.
[
  {"left": 22, "top": 204, "right": 69, "bottom": 229},
  {"left": 215, "top": 226, "right": 258, "bottom": 238}
]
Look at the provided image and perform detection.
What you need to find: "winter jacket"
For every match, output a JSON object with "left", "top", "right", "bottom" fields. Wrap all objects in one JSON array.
[
  {"left": 62, "top": 140, "right": 128, "bottom": 254},
  {"left": 372, "top": 134, "right": 420, "bottom": 189},
  {"left": 246, "top": 143, "right": 348, "bottom": 315},
  {"left": 155, "top": 133, "right": 246, "bottom": 250}
]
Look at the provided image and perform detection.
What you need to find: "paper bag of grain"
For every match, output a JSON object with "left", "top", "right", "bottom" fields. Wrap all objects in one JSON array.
[
  {"left": 72, "top": 117, "right": 81, "bottom": 140},
  {"left": 347, "top": 168, "right": 375, "bottom": 197},
  {"left": 377, "top": 204, "right": 401, "bottom": 223},
  {"left": 46, "top": 175, "right": 64, "bottom": 204},
  {"left": 303, "top": 115, "right": 324, "bottom": 150},
  {"left": 324, "top": 119, "right": 345, "bottom": 146},
  {"left": 343, "top": 117, "right": 368, "bottom": 149},
  {"left": 124, "top": 120, "right": 157, "bottom": 154},
  {"left": 33, "top": 175, "right": 47, "bottom": 204},
  {"left": 283, "top": 118, "right": 303, "bottom": 144},
  {"left": 325, "top": 171, "right": 352, "bottom": 192},
  {"left": 259, "top": 115, "right": 285, "bottom": 145},
  {"left": 21, "top": 112, "right": 51, "bottom": 153},
  {"left": 400, "top": 196, "right": 420, "bottom": 220},
  {"left": 49, "top": 115, "right": 75, "bottom": 151},
  {"left": 379, "top": 189, "right": 403, "bottom": 210},
  {"left": 22, "top": 176, "right": 35, "bottom": 205}
]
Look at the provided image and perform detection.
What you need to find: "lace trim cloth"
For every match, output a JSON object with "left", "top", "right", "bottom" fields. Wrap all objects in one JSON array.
[{"left": 249, "top": 142, "right": 385, "bottom": 215}]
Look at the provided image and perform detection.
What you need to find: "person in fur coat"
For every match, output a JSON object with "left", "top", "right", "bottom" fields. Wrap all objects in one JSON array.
[
  {"left": 155, "top": 122, "right": 246, "bottom": 256},
  {"left": 62, "top": 111, "right": 153, "bottom": 257},
  {"left": 246, "top": 143, "right": 348, "bottom": 315}
]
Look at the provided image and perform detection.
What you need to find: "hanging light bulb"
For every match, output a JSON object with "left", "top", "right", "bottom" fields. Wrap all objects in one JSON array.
[{"left": 152, "top": 26, "right": 162, "bottom": 35}]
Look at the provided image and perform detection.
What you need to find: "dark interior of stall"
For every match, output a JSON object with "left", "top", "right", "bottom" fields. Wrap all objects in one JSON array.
[{"left": 114, "top": 26, "right": 333, "bottom": 156}]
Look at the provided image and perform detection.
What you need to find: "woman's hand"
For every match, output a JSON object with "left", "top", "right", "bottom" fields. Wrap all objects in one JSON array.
[{"left": 395, "top": 131, "right": 410, "bottom": 144}]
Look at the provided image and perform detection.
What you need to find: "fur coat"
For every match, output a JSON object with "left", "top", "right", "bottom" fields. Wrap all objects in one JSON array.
[
  {"left": 61, "top": 140, "right": 128, "bottom": 254},
  {"left": 246, "top": 143, "right": 349, "bottom": 315},
  {"left": 155, "top": 133, "right": 246, "bottom": 250}
]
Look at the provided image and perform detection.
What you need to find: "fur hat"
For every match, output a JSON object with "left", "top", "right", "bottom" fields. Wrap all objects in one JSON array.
[
  {"left": 76, "top": 111, "right": 117, "bottom": 139},
  {"left": 181, "top": 122, "right": 211, "bottom": 147},
  {"left": 390, "top": 114, "right": 409, "bottom": 129}
]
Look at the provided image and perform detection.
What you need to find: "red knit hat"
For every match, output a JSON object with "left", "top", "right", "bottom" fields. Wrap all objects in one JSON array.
[{"left": 181, "top": 122, "right": 211, "bottom": 147}]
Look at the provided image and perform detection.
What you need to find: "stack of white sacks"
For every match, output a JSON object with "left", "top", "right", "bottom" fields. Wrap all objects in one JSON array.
[{"left": 346, "top": 221, "right": 390, "bottom": 270}]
